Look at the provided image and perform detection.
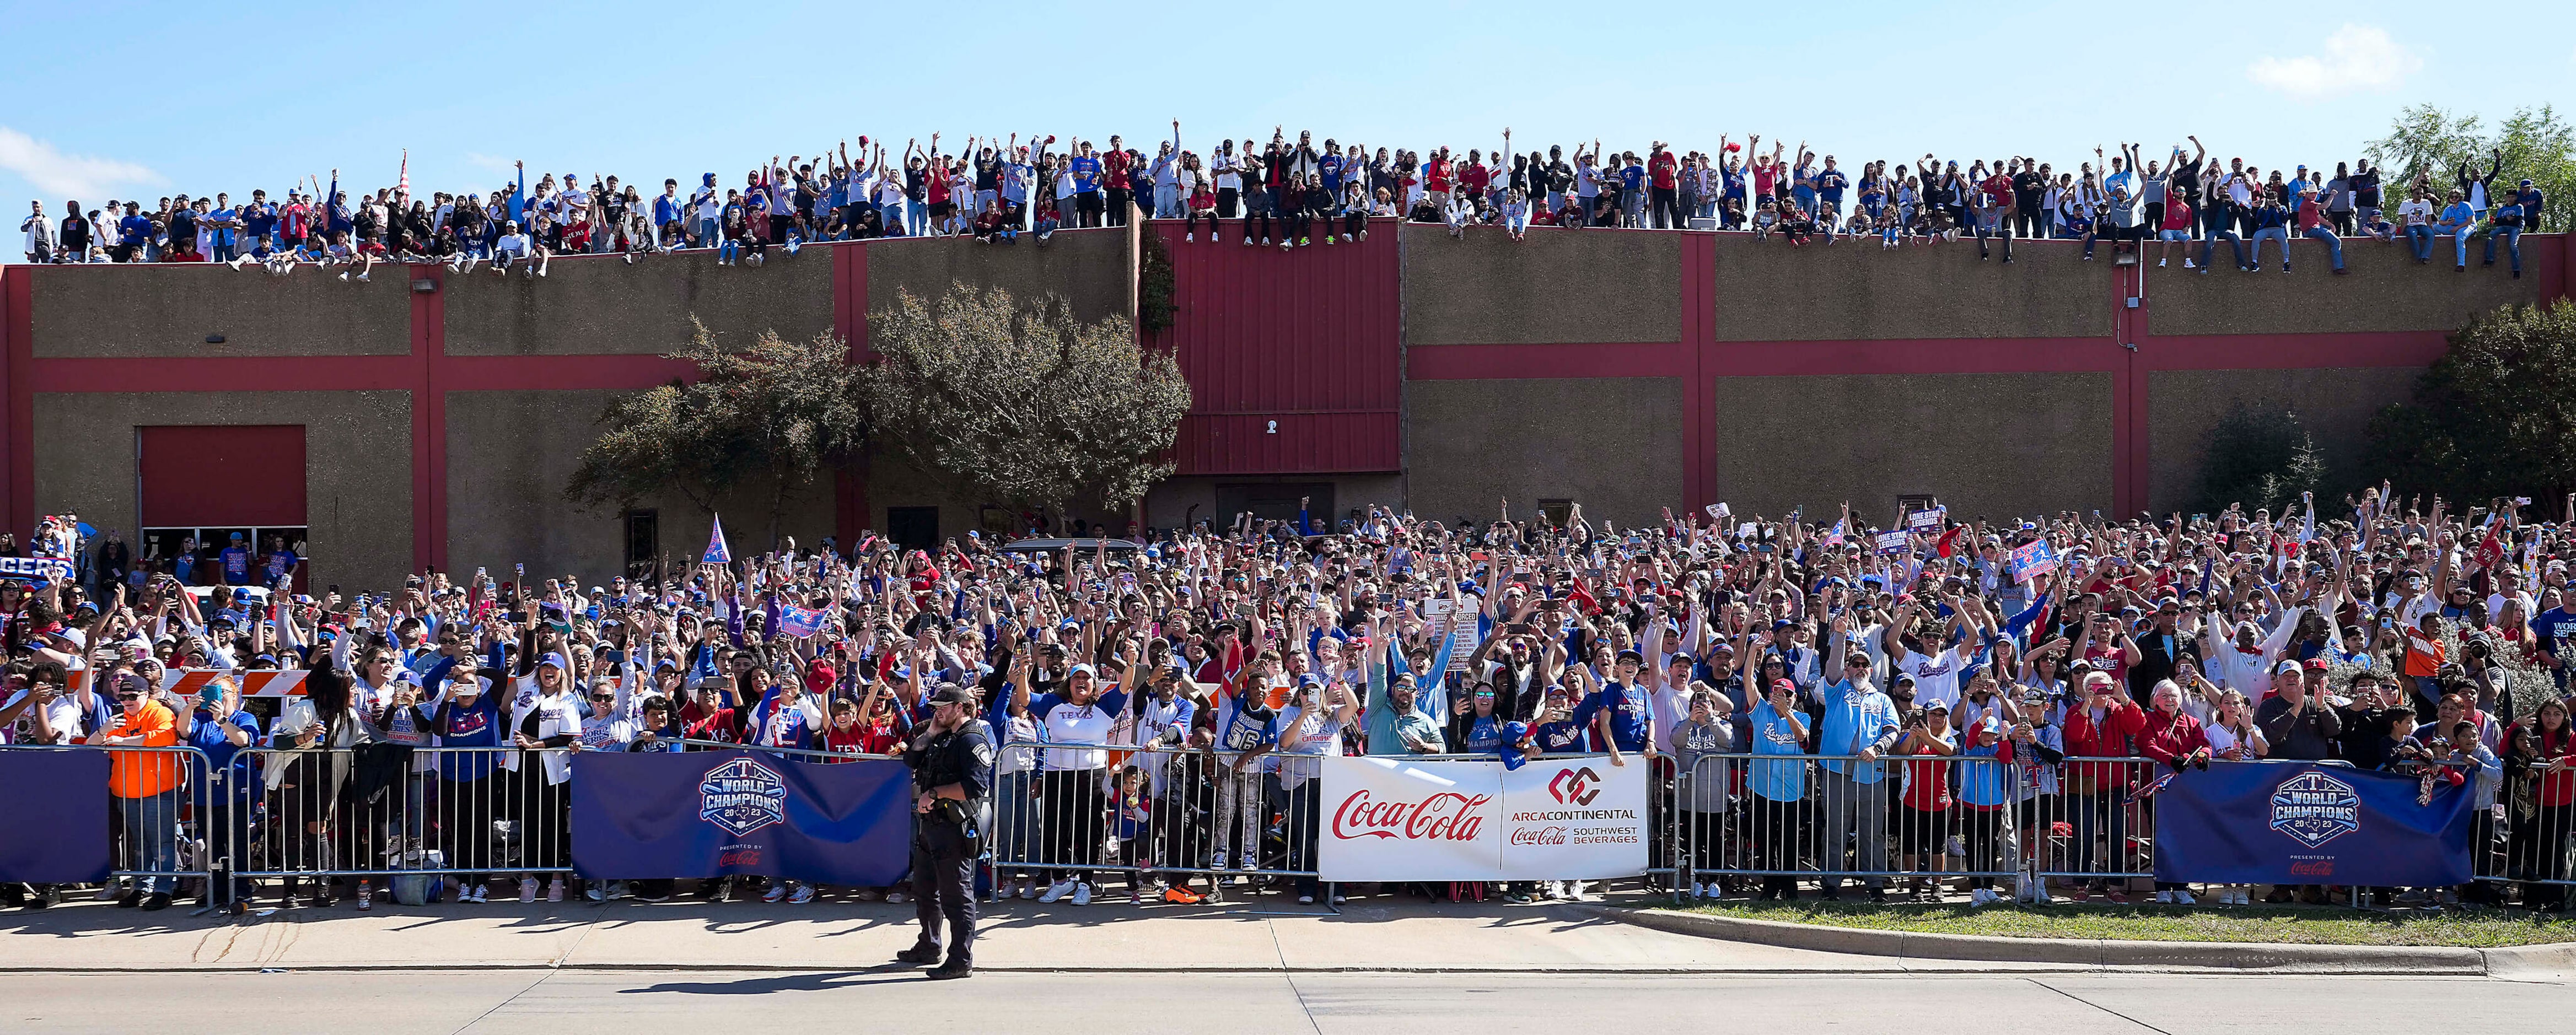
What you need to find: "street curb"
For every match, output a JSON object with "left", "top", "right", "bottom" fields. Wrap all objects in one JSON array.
[
  {"left": 0, "top": 962, "right": 2086, "bottom": 975},
  {"left": 1585, "top": 907, "right": 2575, "bottom": 977}
]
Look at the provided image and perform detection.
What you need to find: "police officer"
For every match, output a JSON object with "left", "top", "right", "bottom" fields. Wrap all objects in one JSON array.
[{"left": 894, "top": 683, "right": 992, "bottom": 979}]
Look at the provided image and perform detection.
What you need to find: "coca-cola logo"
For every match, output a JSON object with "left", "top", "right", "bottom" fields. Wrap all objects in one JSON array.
[
  {"left": 1510, "top": 826, "right": 1567, "bottom": 846},
  {"left": 1330, "top": 790, "right": 1491, "bottom": 842},
  {"left": 2288, "top": 858, "right": 2335, "bottom": 877},
  {"left": 1549, "top": 766, "right": 1601, "bottom": 806}
]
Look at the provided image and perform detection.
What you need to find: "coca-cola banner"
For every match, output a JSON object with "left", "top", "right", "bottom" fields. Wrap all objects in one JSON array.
[{"left": 1319, "top": 756, "right": 1647, "bottom": 882}]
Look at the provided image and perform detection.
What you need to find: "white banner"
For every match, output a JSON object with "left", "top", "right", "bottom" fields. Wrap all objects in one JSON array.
[
  {"left": 1319, "top": 756, "right": 1646, "bottom": 882},
  {"left": 0, "top": 557, "right": 71, "bottom": 581},
  {"left": 1498, "top": 757, "right": 1649, "bottom": 880}
]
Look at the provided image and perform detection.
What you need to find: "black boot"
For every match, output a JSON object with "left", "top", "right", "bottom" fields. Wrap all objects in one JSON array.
[{"left": 894, "top": 941, "right": 942, "bottom": 966}]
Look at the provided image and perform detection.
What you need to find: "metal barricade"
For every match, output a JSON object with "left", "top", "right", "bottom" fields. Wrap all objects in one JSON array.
[
  {"left": 2028, "top": 756, "right": 2157, "bottom": 890},
  {"left": 218, "top": 746, "right": 569, "bottom": 901},
  {"left": 2477, "top": 756, "right": 2576, "bottom": 905},
  {"left": 0, "top": 743, "right": 215, "bottom": 903},
  {"left": 988, "top": 741, "right": 1331, "bottom": 899},
  {"left": 1668, "top": 752, "right": 2029, "bottom": 901}
]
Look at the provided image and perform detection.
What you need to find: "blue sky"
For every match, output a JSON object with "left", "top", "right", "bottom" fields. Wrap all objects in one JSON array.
[{"left": 4, "top": 0, "right": 2571, "bottom": 208}]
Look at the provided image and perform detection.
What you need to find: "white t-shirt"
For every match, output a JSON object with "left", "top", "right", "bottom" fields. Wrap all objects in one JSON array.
[
  {"left": 1037, "top": 692, "right": 1123, "bottom": 771},
  {"left": 2488, "top": 592, "right": 2535, "bottom": 626},
  {"left": 509, "top": 681, "right": 585, "bottom": 784},
  {"left": 2398, "top": 199, "right": 2432, "bottom": 227},
  {"left": 1896, "top": 644, "right": 1970, "bottom": 710}
]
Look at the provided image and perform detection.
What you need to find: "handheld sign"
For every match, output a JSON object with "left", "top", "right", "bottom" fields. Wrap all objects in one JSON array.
[{"left": 2007, "top": 540, "right": 2060, "bottom": 583}]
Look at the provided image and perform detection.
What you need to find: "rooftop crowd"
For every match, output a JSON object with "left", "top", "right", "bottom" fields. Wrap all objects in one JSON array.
[
  {"left": 13, "top": 127, "right": 2550, "bottom": 276},
  {"left": 2, "top": 482, "right": 2572, "bottom": 914}
]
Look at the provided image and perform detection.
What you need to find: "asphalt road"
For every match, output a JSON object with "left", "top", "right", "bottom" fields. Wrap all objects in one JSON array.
[{"left": 3, "top": 970, "right": 2563, "bottom": 1033}]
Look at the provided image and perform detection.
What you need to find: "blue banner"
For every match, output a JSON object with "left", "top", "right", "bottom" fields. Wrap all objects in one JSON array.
[
  {"left": 571, "top": 749, "right": 912, "bottom": 885},
  {"left": 0, "top": 751, "right": 111, "bottom": 882},
  {"left": 2154, "top": 762, "right": 2471, "bottom": 887}
]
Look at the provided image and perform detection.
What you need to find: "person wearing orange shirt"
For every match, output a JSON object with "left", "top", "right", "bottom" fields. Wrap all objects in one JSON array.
[
  {"left": 87, "top": 671, "right": 181, "bottom": 910},
  {"left": 2401, "top": 612, "right": 2449, "bottom": 714}
]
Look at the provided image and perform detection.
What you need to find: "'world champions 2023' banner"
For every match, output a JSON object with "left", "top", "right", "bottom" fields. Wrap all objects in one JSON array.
[
  {"left": 571, "top": 750, "right": 912, "bottom": 886},
  {"left": 2153, "top": 761, "right": 2472, "bottom": 887}
]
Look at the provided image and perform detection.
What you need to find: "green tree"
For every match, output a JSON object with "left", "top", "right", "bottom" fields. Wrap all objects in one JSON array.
[
  {"left": 2193, "top": 400, "right": 2327, "bottom": 516},
  {"left": 567, "top": 319, "right": 866, "bottom": 545},
  {"left": 2367, "top": 103, "right": 2572, "bottom": 229},
  {"left": 2363, "top": 299, "right": 2576, "bottom": 502},
  {"left": 861, "top": 282, "right": 1191, "bottom": 511}
]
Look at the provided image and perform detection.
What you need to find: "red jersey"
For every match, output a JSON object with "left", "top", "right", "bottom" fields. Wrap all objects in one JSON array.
[
  {"left": 1424, "top": 159, "right": 1453, "bottom": 192},
  {"left": 822, "top": 722, "right": 896, "bottom": 756},
  {"left": 1649, "top": 152, "right": 1678, "bottom": 190},
  {"left": 1901, "top": 738, "right": 1953, "bottom": 811}
]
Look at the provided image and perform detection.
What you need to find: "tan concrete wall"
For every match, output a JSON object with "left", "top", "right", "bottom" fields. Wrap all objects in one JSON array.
[
  {"left": 1713, "top": 373, "right": 2114, "bottom": 520},
  {"left": 1401, "top": 225, "right": 1681, "bottom": 346},
  {"left": 27, "top": 263, "right": 411, "bottom": 358},
  {"left": 1405, "top": 378, "right": 1681, "bottom": 527},
  {"left": 444, "top": 389, "right": 835, "bottom": 580},
  {"left": 31, "top": 391, "right": 414, "bottom": 589},
  {"left": 443, "top": 247, "right": 833, "bottom": 356},
  {"left": 2146, "top": 366, "right": 2424, "bottom": 514},
  {"left": 2146, "top": 235, "right": 2543, "bottom": 336},
  {"left": 863, "top": 227, "right": 1133, "bottom": 331},
  {"left": 1711, "top": 235, "right": 2111, "bottom": 342}
]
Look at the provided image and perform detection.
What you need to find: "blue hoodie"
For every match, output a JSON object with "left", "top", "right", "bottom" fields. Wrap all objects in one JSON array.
[{"left": 1813, "top": 678, "right": 1900, "bottom": 783}]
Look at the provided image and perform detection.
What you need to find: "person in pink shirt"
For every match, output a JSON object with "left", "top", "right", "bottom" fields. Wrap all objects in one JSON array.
[{"left": 2294, "top": 184, "right": 2348, "bottom": 274}]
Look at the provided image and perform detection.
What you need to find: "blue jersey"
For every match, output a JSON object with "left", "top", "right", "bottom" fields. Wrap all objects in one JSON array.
[
  {"left": 189, "top": 709, "right": 261, "bottom": 797},
  {"left": 1574, "top": 681, "right": 1651, "bottom": 753},
  {"left": 1533, "top": 718, "right": 1589, "bottom": 755},
  {"left": 2536, "top": 608, "right": 2576, "bottom": 658},
  {"left": 1462, "top": 714, "right": 1502, "bottom": 753},
  {"left": 1213, "top": 696, "right": 1278, "bottom": 752}
]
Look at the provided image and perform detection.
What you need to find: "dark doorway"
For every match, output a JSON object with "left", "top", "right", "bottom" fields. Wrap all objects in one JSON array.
[
  {"left": 888, "top": 506, "right": 939, "bottom": 552},
  {"left": 1217, "top": 483, "right": 1335, "bottom": 531},
  {"left": 623, "top": 510, "right": 659, "bottom": 579}
]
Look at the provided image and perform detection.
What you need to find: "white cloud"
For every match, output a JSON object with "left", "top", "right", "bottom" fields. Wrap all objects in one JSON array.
[
  {"left": 0, "top": 126, "right": 163, "bottom": 199},
  {"left": 2247, "top": 24, "right": 2423, "bottom": 101}
]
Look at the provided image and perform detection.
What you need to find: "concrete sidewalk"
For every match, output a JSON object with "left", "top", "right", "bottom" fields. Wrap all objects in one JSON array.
[{"left": 0, "top": 891, "right": 2078, "bottom": 974}]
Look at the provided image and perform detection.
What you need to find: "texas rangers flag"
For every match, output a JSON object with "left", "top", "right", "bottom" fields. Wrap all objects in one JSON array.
[
  {"left": 777, "top": 605, "right": 829, "bottom": 639},
  {"left": 703, "top": 515, "right": 733, "bottom": 564}
]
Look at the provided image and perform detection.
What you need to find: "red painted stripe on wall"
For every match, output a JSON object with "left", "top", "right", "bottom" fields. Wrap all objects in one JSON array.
[
  {"left": 1407, "top": 342, "right": 1689, "bottom": 380},
  {"left": 4, "top": 268, "right": 31, "bottom": 540},
  {"left": 2138, "top": 331, "right": 2451, "bottom": 370},
  {"left": 413, "top": 265, "right": 440, "bottom": 572},
  {"left": 1681, "top": 234, "right": 1714, "bottom": 513},
  {"left": 1703, "top": 338, "right": 2131, "bottom": 376}
]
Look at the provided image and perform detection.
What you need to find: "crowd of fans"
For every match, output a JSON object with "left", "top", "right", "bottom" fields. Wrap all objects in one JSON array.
[
  {"left": 2, "top": 483, "right": 2572, "bottom": 915},
  {"left": 13, "top": 128, "right": 2550, "bottom": 275}
]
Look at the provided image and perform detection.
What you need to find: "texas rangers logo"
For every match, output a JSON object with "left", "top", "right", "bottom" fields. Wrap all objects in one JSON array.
[
  {"left": 2269, "top": 770, "right": 2360, "bottom": 849},
  {"left": 1549, "top": 767, "right": 1602, "bottom": 806},
  {"left": 699, "top": 758, "right": 788, "bottom": 838}
]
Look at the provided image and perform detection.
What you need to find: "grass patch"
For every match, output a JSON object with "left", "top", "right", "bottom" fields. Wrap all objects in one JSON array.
[{"left": 1676, "top": 899, "right": 2576, "bottom": 947}]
